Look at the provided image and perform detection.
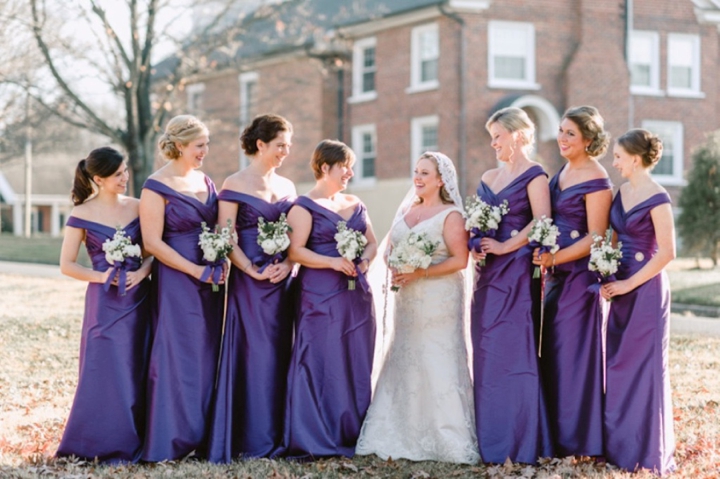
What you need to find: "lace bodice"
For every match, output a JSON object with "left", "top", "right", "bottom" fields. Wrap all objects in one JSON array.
[{"left": 391, "top": 206, "right": 460, "bottom": 264}]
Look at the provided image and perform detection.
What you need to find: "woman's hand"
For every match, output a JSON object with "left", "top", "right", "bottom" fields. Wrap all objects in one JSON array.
[
  {"left": 479, "top": 237, "right": 506, "bottom": 257},
  {"left": 391, "top": 269, "right": 421, "bottom": 288},
  {"left": 266, "top": 261, "right": 293, "bottom": 283},
  {"left": 330, "top": 257, "right": 357, "bottom": 277},
  {"left": 532, "top": 248, "right": 554, "bottom": 268},
  {"left": 100, "top": 267, "right": 117, "bottom": 285},
  {"left": 470, "top": 249, "right": 487, "bottom": 263},
  {"left": 600, "top": 279, "right": 633, "bottom": 300},
  {"left": 123, "top": 269, "right": 147, "bottom": 291}
]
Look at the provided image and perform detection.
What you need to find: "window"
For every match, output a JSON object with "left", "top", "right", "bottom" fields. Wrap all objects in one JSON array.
[
  {"left": 351, "top": 124, "right": 377, "bottom": 186},
  {"left": 411, "top": 115, "right": 439, "bottom": 175},
  {"left": 641, "top": 120, "right": 685, "bottom": 185},
  {"left": 629, "top": 31, "right": 661, "bottom": 95},
  {"left": 239, "top": 72, "right": 259, "bottom": 168},
  {"left": 408, "top": 23, "right": 439, "bottom": 93},
  {"left": 350, "top": 37, "right": 377, "bottom": 103},
  {"left": 667, "top": 34, "right": 702, "bottom": 97},
  {"left": 488, "top": 21, "right": 538, "bottom": 89},
  {"left": 186, "top": 83, "right": 205, "bottom": 114}
]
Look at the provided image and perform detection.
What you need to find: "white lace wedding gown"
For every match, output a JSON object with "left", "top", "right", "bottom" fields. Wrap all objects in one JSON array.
[{"left": 356, "top": 208, "right": 480, "bottom": 464}]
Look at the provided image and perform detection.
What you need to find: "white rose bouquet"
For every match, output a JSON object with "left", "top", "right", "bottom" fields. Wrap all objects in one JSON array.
[
  {"left": 527, "top": 215, "right": 560, "bottom": 279},
  {"left": 463, "top": 195, "right": 510, "bottom": 266},
  {"left": 198, "top": 219, "right": 234, "bottom": 291},
  {"left": 388, "top": 231, "right": 440, "bottom": 292},
  {"left": 588, "top": 228, "right": 623, "bottom": 300},
  {"left": 334, "top": 220, "right": 368, "bottom": 291},
  {"left": 256, "top": 213, "right": 292, "bottom": 273},
  {"left": 101, "top": 227, "right": 142, "bottom": 295}
]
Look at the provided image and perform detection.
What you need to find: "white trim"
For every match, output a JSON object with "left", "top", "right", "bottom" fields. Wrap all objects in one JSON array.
[
  {"left": 666, "top": 33, "right": 702, "bottom": 97},
  {"left": 186, "top": 82, "right": 205, "bottom": 113},
  {"left": 351, "top": 123, "right": 377, "bottom": 189},
  {"left": 629, "top": 30, "right": 660, "bottom": 94},
  {"left": 409, "top": 23, "right": 439, "bottom": 92},
  {"left": 239, "top": 71, "right": 259, "bottom": 169},
  {"left": 410, "top": 115, "right": 439, "bottom": 176},
  {"left": 448, "top": 0, "right": 492, "bottom": 12},
  {"left": 641, "top": 120, "right": 686, "bottom": 186},
  {"left": 349, "top": 37, "right": 377, "bottom": 103},
  {"left": 488, "top": 21, "right": 537, "bottom": 90},
  {"left": 509, "top": 95, "right": 560, "bottom": 142},
  {"left": 339, "top": 7, "right": 441, "bottom": 37}
]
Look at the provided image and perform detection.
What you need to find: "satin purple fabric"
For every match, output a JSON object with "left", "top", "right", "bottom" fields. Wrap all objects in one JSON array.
[
  {"left": 279, "top": 196, "right": 376, "bottom": 460},
  {"left": 604, "top": 191, "right": 676, "bottom": 474},
  {"left": 56, "top": 217, "right": 151, "bottom": 464},
  {"left": 471, "top": 165, "right": 553, "bottom": 464},
  {"left": 207, "top": 191, "right": 295, "bottom": 463},
  {"left": 141, "top": 177, "right": 224, "bottom": 462},
  {"left": 540, "top": 167, "right": 612, "bottom": 457}
]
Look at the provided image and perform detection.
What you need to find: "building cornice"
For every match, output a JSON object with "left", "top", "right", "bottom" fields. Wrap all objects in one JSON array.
[
  {"left": 692, "top": 0, "right": 720, "bottom": 29},
  {"left": 338, "top": 6, "right": 443, "bottom": 38}
]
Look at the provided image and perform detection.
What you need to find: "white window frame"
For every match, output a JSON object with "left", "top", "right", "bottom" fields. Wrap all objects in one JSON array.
[
  {"left": 349, "top": 37, "right": 377, "bottom": 103},
  {"left": 410, "top": 115, "right": 439, "bottom": 175},
  {"left": 351, "top": 124, "right": 377, "bottom": 188},
  {"left": 667, "top": 33, "right": 703, "bottom": 98},
  {"left": 641, "top": 120, "right": 685, "bottom": 186},
  {"left": 407, "top": 23, "right": 439, "bottom": 94},
  {"left": 186, "top": 83, "right": 205, "bottom": 113},
  {"left": 488, "top": 21, "right": 540, "bottom": 90},
  {"left": 629, "top": 30, "right": 662, "bottom": 96},
  {"left": 239, "top": 71, "right": 259, "bottom": 169}
]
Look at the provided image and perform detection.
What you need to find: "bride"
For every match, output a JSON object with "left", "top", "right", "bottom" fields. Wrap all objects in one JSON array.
[{"left": 356, "top": 152, "right": 480, "bottom": 464}]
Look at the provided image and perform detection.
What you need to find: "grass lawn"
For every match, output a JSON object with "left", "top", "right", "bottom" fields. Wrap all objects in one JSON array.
[
  {"left": 0, "top": 234, "right": 89, "bottom": 267},
  {"left": 1, "top": 274, "right": 719, "bottom": 478}
]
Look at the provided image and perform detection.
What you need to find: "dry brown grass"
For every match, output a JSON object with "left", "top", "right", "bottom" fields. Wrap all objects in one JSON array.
[{"left": 1, "top": 273, "right": 718, "bottom": 478}]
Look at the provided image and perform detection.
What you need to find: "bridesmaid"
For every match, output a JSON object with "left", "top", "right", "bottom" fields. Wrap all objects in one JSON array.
[
  {"left": 207, "top": 114, "right": 297, "bottom": 463},
  {"left": 57, "top": 147, "right": 152, "bottom": 463},
  {"left": 280, "top": 139, "right": 378, "bottom": 460},
  {"left": 533, "top": 106, "right": 612, "bottom": 457},
  {"left": 139, "top": 115, "right": 224, "bottom": 461},
  {"left": 601, "top": 129, "right": 676, "bottom": 474},
  {"left": 471, "top": 107, "right": 553, "bottom": 464}
]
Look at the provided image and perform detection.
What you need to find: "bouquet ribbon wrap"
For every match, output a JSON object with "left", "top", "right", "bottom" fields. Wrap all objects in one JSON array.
[
  {"left": 103, "top": 256, "right": 141, "bottom": 296},
  {"left": 201, "top": 262, "right": 225, "bottom": 291},
  {"left": 467, "top": 227, "right": 497, "bottom": 253},
  {"left": 587, "top": 272, "right": 617, "bottom": 295},
  {"left": 352, "top": 258, "right": 370, "bottom": 294},
  {"left": 253, "top": 252, "right": 285, "bottom": 274}
]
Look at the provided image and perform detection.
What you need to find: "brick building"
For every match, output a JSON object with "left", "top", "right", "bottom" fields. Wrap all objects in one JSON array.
[{"left": 177, "top": 0, "right": 720, "bottom": 235}]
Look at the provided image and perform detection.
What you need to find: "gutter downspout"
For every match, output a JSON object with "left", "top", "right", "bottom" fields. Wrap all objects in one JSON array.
[
  {"left": 440, "top": 5, "right": 468, "bottom": 197},
  {"left": 626, "top": 0, "right": 634, "bottom": 129}
]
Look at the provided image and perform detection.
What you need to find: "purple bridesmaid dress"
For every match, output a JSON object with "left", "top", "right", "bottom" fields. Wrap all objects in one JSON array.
[
  {"left": 471, "top": 165, "right": 553, "bottom": 464},
  {"left": 540, "top": 166, "right": 612, "bottom": 457},
  {"left": 141, "top": 177, "right": 224, "bottom": 462},
  {"left": 207, "top": 191, "right": 295, "bottom": 463},
  {"left": 279, "top": 196, "right": 376, "bottom": 460},
  {"left": 56, "top": 217, "right": 151, "bottom": 464},
  {"left": 604, "top": 191, "right": 675, "bottom": 474}
]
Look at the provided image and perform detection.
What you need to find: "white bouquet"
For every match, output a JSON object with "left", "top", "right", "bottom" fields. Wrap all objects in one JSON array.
[
  {"left": 463, "top": 195, "right": 510, "bottom": 266},
  {"left": 527, "top": 215, "right": 560, "bottom": 279},
  {"left": 256, "top": 213, "right": 292, "bottom": 272},
  {"left": 334, "top": 220, "right": 368, "bottom": 291},
  {"left": 589, "top": 228, "right": 623, "bottom": 283},
  {"left": 198, "top": 219, "right": 234, "bottom": 291},
  {"left": 101, "top": 227, "right": 142, "bottom": 295},
  {"left": 388, "top": 231, "right": 440, "bottom": 292}
]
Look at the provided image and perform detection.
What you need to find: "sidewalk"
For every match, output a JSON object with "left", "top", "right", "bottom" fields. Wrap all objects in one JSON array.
[{"left": 0, "top": 260, "right": 66, "bottom": 279}]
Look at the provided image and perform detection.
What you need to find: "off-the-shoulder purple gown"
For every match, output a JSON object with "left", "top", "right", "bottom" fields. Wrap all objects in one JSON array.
[
  {"left": 541, "top": 166, "right": 611, "bottom": 457},
  {"left": 279, "top": 196, "right": 376, "bottom": 460},
  {"left": 471, "top": 165, "right": 553, "bottom": 464},
  {"left": 56, "top": 217, "right": 151, "bottom": 464},
  {"left": 207, "top": 191, "right": 295, "bottom": 463},
  {"left": 141, "top": 177, "right": 224, "bottom": 462},
  {"left": 604, "top": 191, "right": 675, "bottom": 474}
]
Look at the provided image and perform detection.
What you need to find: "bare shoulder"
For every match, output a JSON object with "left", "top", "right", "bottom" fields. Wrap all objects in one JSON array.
[
  {"left": 120, "top": 195, "right": 141, "bottom": 214},
  {"left": 68, "top": 203, "right": 91, "bottom": 222},
  {"left": 581, "top": 160, "right": 610, "bottom": 182},
  {"left": 481, "top": 167, "right": 501, "bottom": 184},
  {"left": 221, "top": 170, "right": 244, "bottom": 191},
  {"left": 342, "top": 193, "right": 363, "bottom": 208}
]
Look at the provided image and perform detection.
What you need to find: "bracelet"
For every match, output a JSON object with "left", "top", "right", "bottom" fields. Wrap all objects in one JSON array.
[
  {"left": 360, "top": 257, "right": 370, "bottom": 267},
  {"left": 243, "top": 261, "right": 252, "bottom": 272}
]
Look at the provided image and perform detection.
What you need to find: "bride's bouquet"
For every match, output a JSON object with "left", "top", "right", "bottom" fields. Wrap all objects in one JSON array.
[
  {"left": 198, "top": 220, "right": 234, "bottom": 291},
  {"left": 102, "top": 227, "right": 142, "bottom": 295},
  {"left": 463, "top": 195, "right": 510, "bottom": 266},
  {"left": 527, "top": 215, "right": 560, "bottom": 279},
  {"left": 387, "top": 231, "right": 440, "bottom": 292},
  {"left": 256, "top": 213, "right": 292, "bottom": 272},
  {"left": 588, "top": 229, "right": 623, "bottom": 300},
  {"left": 335, "top": 220, "right": 368, "bottom": 291}
]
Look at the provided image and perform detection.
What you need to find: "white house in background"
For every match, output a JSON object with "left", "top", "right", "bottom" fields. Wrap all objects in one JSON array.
[{"left": 0, "top": 155, "right": 76, "bottom": 237}]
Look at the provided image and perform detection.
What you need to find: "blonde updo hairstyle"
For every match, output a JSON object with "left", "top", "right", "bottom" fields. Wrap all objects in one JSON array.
[
  {"left": 310, "top": 139, "right": 355, "bottom": 180},
  {"left": 158, "top": 115, "right": 209, "bottom": 160},
  {"left": 562, "top": 106, "right": 610, "bottom": 158},
  {"left": 617, "top": 128, "right": 663, "bottom": 169},
  {"left": 486, "top": 107, "right": 536, "bottom": 155},
  {"left": 415, "top": 153, "right": 454, "bottom": 205}
]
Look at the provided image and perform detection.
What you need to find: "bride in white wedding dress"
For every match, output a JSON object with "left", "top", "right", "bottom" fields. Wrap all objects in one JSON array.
[{"left": 356, "top": 152, "right": 480, "bottom": 464}]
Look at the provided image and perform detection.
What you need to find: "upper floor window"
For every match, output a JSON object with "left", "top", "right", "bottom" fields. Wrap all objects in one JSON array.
[
  {"left": 667, "top": 34, "right": 702, "bottom": 97},
  {"left": 239, "top": 71, "right": 259, "bottom": 168},
  {"left": 350, "top": 37, "right": 377, "bottom": 103},
  {"left": 410, "top": 115, "right": 439, "bottom": 175},
  {"left": 629, "top": 31, "right": 661, "bottom": 95},
  {"left": 186, "top": 83, "right": 205, "bottom": 114},
  {"left": 642, "top": 120, "right": 685, "bottom": 186},
  {"left": 488, "top": 21, "right": 539, "bottom": 90},
  {"left": 351, "top": 124, "right": 377, "bottom": 187},
  {"left": 408, "top": 23, "right": 439, "bottom": 93}
]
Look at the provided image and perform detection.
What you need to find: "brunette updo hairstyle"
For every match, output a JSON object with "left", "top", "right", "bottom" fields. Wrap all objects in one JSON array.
[
  {"left": 416, "top": 153, "right": 454, "bottom": 205},
  {"left": 240, "top": 114, "right": 293, "bottom": 155},
  {"left": 617, "top": 128, "right": 663, "bottom": 169},
  {"left": 157, "top": 115, "right": 208, "bottom": 160},
  {"left": 310, "top": 139, "right": 355, "bottom": 180},
  {"left": 486, "top": 107, "right": 536, "bottom": 155},
  {"left": 71, "top": 147, "right": 125, "bottom": 205},
  {"left": 562, "top": 106, "right": 610, "bottom": 158}
]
